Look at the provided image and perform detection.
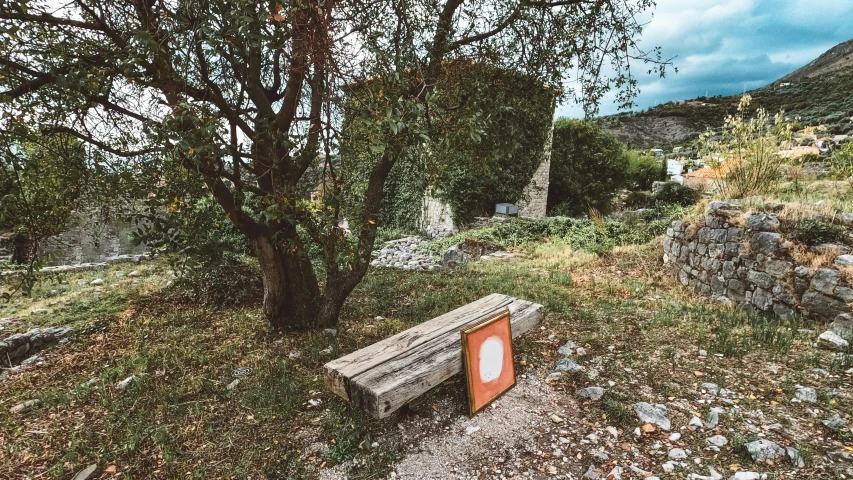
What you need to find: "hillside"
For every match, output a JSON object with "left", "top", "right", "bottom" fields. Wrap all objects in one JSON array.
[{"left": 598, "top": 39, "right": 853, "bottom": 149}]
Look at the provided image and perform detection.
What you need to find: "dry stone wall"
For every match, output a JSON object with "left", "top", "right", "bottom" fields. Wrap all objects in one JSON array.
[{"left": 663, "top": 201, "right": 853, "bottom": 321}]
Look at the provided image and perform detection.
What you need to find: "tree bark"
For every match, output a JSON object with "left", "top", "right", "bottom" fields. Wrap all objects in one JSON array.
[
  {"left": 254, "top": 233, "right": 328, "bottom": 331},
  {"left": 11, "top": 235, "right": 30, "bottom": 265}
]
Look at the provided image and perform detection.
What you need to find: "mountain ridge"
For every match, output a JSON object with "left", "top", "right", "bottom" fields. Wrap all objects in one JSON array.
[{"left": 597, "top": 39, "right": 853, "bottom": 149}]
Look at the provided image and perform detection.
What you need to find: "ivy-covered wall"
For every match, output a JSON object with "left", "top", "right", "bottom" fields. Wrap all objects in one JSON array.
[{"left": 341, "top": 62, "right": 557, "bottom": 232}]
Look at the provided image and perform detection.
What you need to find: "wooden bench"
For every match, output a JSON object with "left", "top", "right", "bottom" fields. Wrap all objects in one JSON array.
[{"left": 323, "top": 293, "right": 544, "bottom": 418}]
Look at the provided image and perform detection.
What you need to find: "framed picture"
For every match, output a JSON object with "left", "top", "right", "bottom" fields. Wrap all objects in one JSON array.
[{"left": 461, "top": 309, "right": 516, "bottom": 415}]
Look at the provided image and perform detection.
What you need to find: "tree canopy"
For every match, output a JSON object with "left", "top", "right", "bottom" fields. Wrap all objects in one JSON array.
[{"left": 1, "top": 0, "right": 671, "bottom": 330}]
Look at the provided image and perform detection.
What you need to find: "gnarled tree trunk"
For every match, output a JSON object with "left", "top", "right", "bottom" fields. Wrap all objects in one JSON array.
[{"left": 254, "top": 234, "right": 328, "bottom": 331}]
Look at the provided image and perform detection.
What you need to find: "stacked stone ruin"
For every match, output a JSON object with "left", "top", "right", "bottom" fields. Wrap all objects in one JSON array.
[{"left": 664, "top": 201, "right": 853, "bottom": 321}]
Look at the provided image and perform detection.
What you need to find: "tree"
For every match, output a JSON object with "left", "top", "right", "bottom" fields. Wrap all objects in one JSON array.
[
  {"left": 625, "top": 150, "right": 664, "bottom": 191},
  {"left": 0, "top": 134, "right": 88, "bottom": 267},
  {"left": 547, "top": 118, "right": 630, "bottom": 216},
  {"left": 1, "top": 0, "right": 671, "bottom": 330}
]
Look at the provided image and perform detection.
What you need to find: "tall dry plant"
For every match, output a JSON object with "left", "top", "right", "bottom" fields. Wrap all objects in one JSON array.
[{"left": 700, "top": 95, "right": 793, "bottom": 199}]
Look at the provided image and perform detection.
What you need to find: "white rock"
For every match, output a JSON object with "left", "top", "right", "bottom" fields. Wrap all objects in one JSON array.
[
  {"left": 669, "top": 432, "right": 682, "bottom": 442},
  {"left": 128, "top": 270, "right": 141, "bottom": 277},
  {"left": 689, "top": 416, "right": 704, "bottom": 429},
  {"left": 226, "top": 379, "right": 240, "bottom": 391},
  {"left": 10, "top": 399, "right": 40, "bottom": 414},
  {"left": 635, "top": 402, "right": 671, "bottom": 430},
  {"left": 668, "top": 448, "right": 687, "bottom": 460},
  {"left": 662, "top": 461, "right": 675, "bottom": 473},
  {"left": 76, "top": 279, "right": 88, "bottom": 286},
  {"left": 729, "top": 473, "right": 760, "bottom": 480},
  {"left": 114, "top": 271, "right": 125, "bottom": 277},
  {"left": 70, "top": 464, "right": 98, "bottom": 480},
  {"left": 706, "top": 435, "right": 728, "bottom": 447},
  {"left": 795, "top": 385, "right": 818, "bottom": 403},
  {"left": 90, "top": 278, "right": 104, "bottom": 286},
  {"left": 30, "top": 308, "right": 48, "bottom": 315},
  {"left": 116, "top": 375, "right": 138, "bottom": 391},
  {"left": 464, "top": 425, "right": 480, "bottom": 435},
  {"left": 818, "top": 331, "right": 849, "bottom": 351}
]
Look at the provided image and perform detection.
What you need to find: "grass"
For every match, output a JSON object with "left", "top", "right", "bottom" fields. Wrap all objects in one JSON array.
[{"left": 1, "top": 240, "right": 850, "bottom": 478}]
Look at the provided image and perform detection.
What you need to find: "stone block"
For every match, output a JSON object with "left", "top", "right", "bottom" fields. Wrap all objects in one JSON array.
[
  {"left": 772, "top": 284, "right": 797, "bottom": 305},
  {"left": 727, "top": 279, "right": 746, "bottom": 301},
  {"left": 710, "top": 276, "right": 726, "bottom": 295},
  {"left": 802, "top": 291, "right": 849, "bottom": 320},
  {"left": 834, "top": 286, "right": 853, "bottom": 302},
  {"left": 708, "top": 243, "right": 725, "bottom": 259},
  {"left": 810, "top": 268, "right": 840, "bottom": 294},
  {"left": 697, "top": 243, "right": 707, "bottom": 255},
  {"left": 765, "top": 259, "right": 793, "bottom": 279},
  {"left": 727, "top": 227, "right": 742, "bottom": 242},
  {"left": 750, "top": 232, "right": 782, "bottom": 255},
  {"left": 698, "top": 227, "right": 711, "bottom": 244},
  {"left": 725, "top": 242, "right": 740, "bottom": 257},
  {"left": 747, "top": 270, "right": 774, "bottom": 290},
  {"left": 710, "top": 229, "right": 728, "bottom": 243},
  {"left": 746, "top": 213, "right": 780, "bottom": 232},
  {"left": 773, "top": 303, "right": 796, "bottom": 320},
  {"left": 722, "top": 261, "right": 736, "bottom": 279},
  {"left": 752, "top": 287, "right": 774, "bottom": 311}
]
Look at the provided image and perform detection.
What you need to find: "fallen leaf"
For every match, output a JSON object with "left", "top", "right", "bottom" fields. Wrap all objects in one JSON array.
[
  {"left": 694, "top": 371, "right": 704, "bottom": 377},
  {"left": 641, "top": 424, "right": 655, "bottom": 433},
  {"left": 104, "top": 465, "right": 117, "bottom": 475}
]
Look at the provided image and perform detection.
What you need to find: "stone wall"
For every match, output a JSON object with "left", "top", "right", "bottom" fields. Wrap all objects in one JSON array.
[
  {"left": 663, "top": 201, "right": 853, "bottom": 321},
  {"left": 517, "top": 121, "right": 554, "bottom": 219},
  {"left": 1, "top": 211, "right": 147, "bottom": 266}
]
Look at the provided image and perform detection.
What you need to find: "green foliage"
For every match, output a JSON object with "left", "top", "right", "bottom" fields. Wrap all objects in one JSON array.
[
  {"left": 424, "top": 216, "right": 671, "bottom": 256},
  {"left": 167, "top": 255, "right": 263, "bottom": 307},
  {"left": 830, "top": 141, "right": 853, "bottom": 178},
  {"left": 700, "top": 95, "right": 789, "bottom": 199},
  {"left": 547, "top": 119, "right": 630, "bottom": 216},
  {"left": 791, "top": 219, "right": 844, "bottom": 246},
  {"left": 623, "top": 191, "right": 653, "bottom": 209},
  {"left": 0, "top": 134, "right": 89, "bottom": 262},
  {"left": 625, "top": 151, "right": 664, "bottom": 190},
  {"left": 653, "top": 181, "right": 700, "bottom": 207},
  {"left": 346, "top": 64, "right": 556, "bottom": 230}
]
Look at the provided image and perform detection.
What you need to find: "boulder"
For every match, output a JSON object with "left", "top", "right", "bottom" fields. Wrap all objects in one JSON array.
[
  {"left": 818, "top": 331, "right": 849, "bottom": 351},
  {"left": 802, "top": 291, "right": 849, "bottom": 320},
  {"left": 830, "top": 313, "right": 853, "bottom": 340},
  {"left": 835, "top": 255, "right": 853, "bottom": 266},
  {"left": 440, "top": 244, "right": 468, "bottom": 267}
]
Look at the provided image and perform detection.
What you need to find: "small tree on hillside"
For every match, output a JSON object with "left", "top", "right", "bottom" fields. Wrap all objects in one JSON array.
[
  {"left": 547, "top": 118, "right": 630, "bottom": 216},
  {"left": 1, "top": 0, "right": 672, "bottom": 330}
]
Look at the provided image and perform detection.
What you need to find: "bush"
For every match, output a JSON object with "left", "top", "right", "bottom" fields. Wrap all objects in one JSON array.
[
  {"left": 653, "top": 182, "right": 699, "bottom": 207},
  {"left": 547, "top": 119, "right": 630, "bottom": 216},
  {"left": 623, "top": 191, "right": 653, "bottom": 209},
  {"left": 626, "top": 151, "right": 665, "bottom": 191},
  {"left": 791, "top": 219, "right": 844, "bottom": 247},
  {"left": 168, "top": 255, "right": 263, "bottom": 307}
]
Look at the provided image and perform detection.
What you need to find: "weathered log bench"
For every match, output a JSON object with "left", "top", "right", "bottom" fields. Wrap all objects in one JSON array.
[{"left": 323, "top": 293, "right": 544, "bottom": 418}]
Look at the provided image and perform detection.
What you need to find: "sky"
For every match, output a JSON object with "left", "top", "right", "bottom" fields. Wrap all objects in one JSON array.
[{"left": 555, "top": 0, "right": 853, "bottom": 118}]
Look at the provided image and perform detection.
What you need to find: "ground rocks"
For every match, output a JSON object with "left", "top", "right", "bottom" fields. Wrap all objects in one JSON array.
[
  {"left": 634, "top": 402, "right": 671, "bottom": 430},
  {"left": 576, "top": 387, "right": 605, "bottom": 401},
  {"left": 745, "top": 439, "right": 784, "bottom": 461},
  {"left": 818, "top": 331, "right": 849, "bottom": 351},
  {"left": 10, "top": 399, "right": 40, "bottom": 414},
  {"left": 370, "top": 237, "right": 440, "bottom": 271},
  {"left": 552, "top": 358, "right": 583, "bottom": 374},
  {"left": 0, "top": 326, "right": 73, "bottom": 366}
]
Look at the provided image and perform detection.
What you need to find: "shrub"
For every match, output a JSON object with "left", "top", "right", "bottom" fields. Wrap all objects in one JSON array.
[
  {"left": 623, "top": 191, "right": 653, "bottom": 209},
  {"left": 626, "top": 151, "right": 665, "bottom": 191},
  {"left": 547, "top": 119, "right": 630, "bottom": 216},
  {"left": 168, "top": 255, "right": 263, "bottom": 307},
  {"left": 653, "top": 182, "right": 699, "bottom": 207},
  {"left": 791, "top": 219, "right": 844, "bottom": 247}
]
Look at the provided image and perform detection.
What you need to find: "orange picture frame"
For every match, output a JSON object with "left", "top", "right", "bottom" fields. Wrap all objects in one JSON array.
[{"left": 461, "top": 309, "right": 516, "bottom": 415}]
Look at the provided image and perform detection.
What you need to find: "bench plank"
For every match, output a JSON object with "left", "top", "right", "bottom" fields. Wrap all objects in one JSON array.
[{"left": 324, "top": 293, "right": 543, "bottom": 418}]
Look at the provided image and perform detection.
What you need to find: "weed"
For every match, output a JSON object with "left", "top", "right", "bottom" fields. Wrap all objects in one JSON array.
[{"left": 601, "top": 395, "right": 635, "bottom": 429}]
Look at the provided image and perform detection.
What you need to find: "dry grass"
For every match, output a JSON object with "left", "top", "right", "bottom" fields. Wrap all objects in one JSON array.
[{"left": 790, "top": 243, "right": 839, "bottom": 272}]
